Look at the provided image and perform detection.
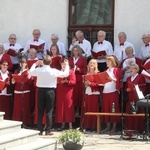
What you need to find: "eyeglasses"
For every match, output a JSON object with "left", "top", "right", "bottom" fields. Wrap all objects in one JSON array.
[
  {"left": 10, "top": 38, "right": 16, "bottom": 40},
  {"left": 2, "top": 64, "right": 8, "bottom": 66}
]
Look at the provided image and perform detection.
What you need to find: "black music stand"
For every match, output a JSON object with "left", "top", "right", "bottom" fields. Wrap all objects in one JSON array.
[{"left": 135, "top": 84, "right": 150, "bottom": 140}]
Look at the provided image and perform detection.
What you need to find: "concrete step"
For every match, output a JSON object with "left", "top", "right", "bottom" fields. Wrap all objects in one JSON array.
[
  {"left": 0, "top": 129, "right": 39, "bottom": 149},
  {"left": 7, "top": 138, "right": 57, "bottom": 150},
  {"left": 0, "top": 120, "right": 22, "bottom": 136},
  {"left": 0, "top": 112, "right": 5, "bottom": 120}
]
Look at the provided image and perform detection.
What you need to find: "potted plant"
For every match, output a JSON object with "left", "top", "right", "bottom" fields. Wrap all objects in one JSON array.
[{"left": 58, "top": 128, "right": 84, "bottom": 150}]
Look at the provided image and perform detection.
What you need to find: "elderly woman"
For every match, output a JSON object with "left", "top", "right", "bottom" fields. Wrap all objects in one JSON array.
[
  {"left": 0, "top": 60, "right": 12, "bottom": 119},
  {"left": 125, "top": 63, "right": 146, "bottom": 132}
]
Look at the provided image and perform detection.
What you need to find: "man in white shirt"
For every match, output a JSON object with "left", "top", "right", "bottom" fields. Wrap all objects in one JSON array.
[
  {"left": 46, "top": 34, "right": 67, "bottom": 57},
  {"left": 73, "top": 30, "right": 92, "bottom": 60},
  {"left": 29, "top": 55, "right": 69, "bottom": 135},
  {"left": 3, "top": 34, "right": 23, "bottom": 72},
  {"left": 138, "top": 33, "right": 150, "bottom": 63},
  {"left": 92, "top": 30, "right": 113, "bottom": 72},
  {"left": 24, "top": 29, "right": 46, "bottom": 60},
  {"left": 114, "top": 32, "right": 135, "bottom": 65}
]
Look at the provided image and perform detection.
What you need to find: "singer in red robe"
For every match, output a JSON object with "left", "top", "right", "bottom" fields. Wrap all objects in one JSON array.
[
  {"left": 68, "top": 45, "right": 87, "bottom": 116},
  {"left": 12, "top": 57, "right": 32, "bottom": 125},
  {"left": 81, "top": 59, "right": 100, "bottom": 131},
  {"left": 0, "top": 60, "right": 12, "bottom": 119},
  {"left": 125, "top": 63, "right": 146, "bottom": 131},
  {"left": 55, "top": 62, "right": 76, "bottom": 129}
]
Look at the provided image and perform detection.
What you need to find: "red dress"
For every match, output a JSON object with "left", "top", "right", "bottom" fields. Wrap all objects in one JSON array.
[
  {"left": 12, "top": 69, "right": 32, "bottom": 124},
  {"left": 83, "top": 78, "right": 100, "bottom": 130},
  {"left": 102, "top": 67, "right": 122, "bottom": 123},
  {"left": 68, "top": 57, "right": 87, "bottom": 108},
  {"left": 0, "top": 54, "right": 13, "bottom": 71},
  {"left": 0, "top": 72, "right": 12, "bottom": 119},
  {"left": 55, "top": 70, "right": 76, "bottom": 123},
  {"left": 125, "top": 74, "right": 146, "bottom": 131}
]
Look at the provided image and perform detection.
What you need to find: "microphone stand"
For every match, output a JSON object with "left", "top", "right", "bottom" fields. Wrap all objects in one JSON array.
[
  {"left": 144, "top": 94, "right": 150, "bottom": 140},
  {"left": 21, "top": 71, "right": 25, "bottom": 128},
  {"left": 120, "top": 50, "right": 125, "bottom": 138},
  {"left": 80, "top": 54, "right": 88, "bottom": 133}
]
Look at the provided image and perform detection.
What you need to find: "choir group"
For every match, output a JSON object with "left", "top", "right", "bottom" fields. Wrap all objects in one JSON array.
[{"left": 0, "top": 29, "right": 150, "bottom": 135}]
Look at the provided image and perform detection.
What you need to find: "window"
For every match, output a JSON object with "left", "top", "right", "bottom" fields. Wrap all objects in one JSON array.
[{"left": 68, "top": 0, "right": 115, "bottom": 48}]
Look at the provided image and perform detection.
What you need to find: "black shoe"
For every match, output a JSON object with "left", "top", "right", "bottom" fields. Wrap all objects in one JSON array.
[{"left": 39, "top": 131, "right": 43, "bottom": 135}]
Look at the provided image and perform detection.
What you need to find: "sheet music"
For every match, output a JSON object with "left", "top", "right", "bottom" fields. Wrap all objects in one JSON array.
[{"left": 134, "top": 84, "right": 145, "bottom": 99}]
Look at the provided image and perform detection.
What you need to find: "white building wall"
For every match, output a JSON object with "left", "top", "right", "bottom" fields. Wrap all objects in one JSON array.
[
  {"left": 114, "top": 0, "right": 150, "bottom": 56},
  {"left": 0, "top": 0, "right": 68, "bottom": 48},
  {"left": 0, "top": 0, "right": 150, "bottom": 56}
]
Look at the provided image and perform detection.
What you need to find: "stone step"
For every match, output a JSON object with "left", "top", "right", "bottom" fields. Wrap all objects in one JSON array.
[
  {"left": 0, "top": 120, "right": 22, "bottom": 136},
  {"left": 0, "top": 112, "right": 5, "bottom": 120},
  {"left": 0, "top": 129, "right": 39, "bottom": 149},
  {"left": 7, "top": 138, "right": 57, "bottom": 150}
]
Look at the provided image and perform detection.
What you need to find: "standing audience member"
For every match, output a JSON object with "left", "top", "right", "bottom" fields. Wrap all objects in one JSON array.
[
  {"left": 82, "top": 59, "right": 100, "bottom": 131},
  {"left": 46, "top": 34, "right": 66, "bottom": 57},
  {"left": 101, "top": 56, "right": 121, "bottom": 133},
  {"left": 12, "top": 57, "right": 31, "bottom": 125},
  {"left": 74, "top": 30, "right": 92, "bottom": 60},
  {"left": 3, "top": 34, "right": 23, "bottom": 72},
  {"left": 29, "top": 55, "right": 69, "bottom": 135},
  {"left": 55, "top": 60, "right": 76, "bottom": 130},
  {"left": 125, "top": 63, "right": 146, "bottom": 131},
  {"left": 114, "top": 32, "right": 135, "bottom": 65},
  {"left": 138, "top": 34, "right": 150, "bottom": 63},
  {"left": 92, "top": 30, "right": 113, "bottom": 72},
  {"left": 24, "top": 29, "right": 46, "bottom": 59},
  {"left": 0, "top": 44, "right": 13, "bottom": 71},
  {"left": 68, "top": 45, "right": 87, "bottom": 116},
  {"left": 0, "top": 60, "right": 12, "bottom": 119}
]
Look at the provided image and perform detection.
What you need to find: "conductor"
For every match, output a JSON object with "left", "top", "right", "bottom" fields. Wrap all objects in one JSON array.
[{"left": 29, "top": 55, "right": 69, "bottom": 135}]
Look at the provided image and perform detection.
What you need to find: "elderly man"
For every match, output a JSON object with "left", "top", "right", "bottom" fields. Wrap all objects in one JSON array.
[
  {"left": 24, "top": 29, "right": 46, "bottom": 59},
  {"left": 92, "top": 30, "right": 113, "bottom": 72},
  {"left": 3, "top": 34, "right": 23, "bottom": 72},
  {"left": 46, "top": 34, "right": 66, "bottom": 57},
  {"left": 73, "top": 30, "right": 92, "bottom": 60},
  {"left": 138, "top": 33, "right": 150, "bottom": 63},
  {"left": 114, "top": 32, "right": 135, "bottom": 65}
]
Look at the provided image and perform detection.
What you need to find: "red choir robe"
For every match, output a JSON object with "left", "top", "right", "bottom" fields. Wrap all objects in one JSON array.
[
  {"left": 12, "top": 69, "right": 32, "bottom": 124},
  {"left": 81, "top": 75, "right": 100, "bottom": 130},
  {"left": 55, "top": 70, "right": 76, "bottom": 123},
  {"left": 125, "top": 74, "right": 146, "bottom": 131},
  {"left": 0, "top": 54, "right": 13, "bottom": 71},
  {"left": 68, "top": 56, "right": 87, "bottom": 108},
  {"left": 102, "top": 67, "right": 122, "bottom": 123},
  {"left": 0, "top": 72, "right": 12, "bottom": 119}
]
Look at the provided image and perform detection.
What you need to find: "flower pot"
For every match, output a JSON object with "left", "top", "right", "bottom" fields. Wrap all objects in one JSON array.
[{"left": 63, "top": 141, "right": 83, "bottom": 150}]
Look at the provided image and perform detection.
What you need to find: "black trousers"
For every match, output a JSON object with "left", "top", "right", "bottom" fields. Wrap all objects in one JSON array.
[{"left": 37, "top": 88, "right": 55, "bottom": 132}]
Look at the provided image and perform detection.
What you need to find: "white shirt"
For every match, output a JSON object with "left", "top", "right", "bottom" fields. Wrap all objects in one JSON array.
[
  {"left": 103, "top": 68, "right": 116, "bottom": 93},
  {"left": 74, "top": 39, "right": 92, "bottom": 57},
  {"left": 3, "top": 43, "right": 22, "bottom": 64},
  {"left": 138, "top": 43, "right": 150, "bottom": 59},
  {"left": 92, "top": 40, "right": 113, "bottom": 63},
  {"left": 85, "top": 86, "right": 100, "bottom": 95},
  {"left": 29, "top": 64, "right": 69, "bottom": 88},
  {"left": 46, "top": 41, "right": 66, "bottom": 56},
  {"left": 114, "top": 41, "right": 135, "bottom": 61},
  {"left": 24, "top": 38, "right": 46, "bottom": 59}
]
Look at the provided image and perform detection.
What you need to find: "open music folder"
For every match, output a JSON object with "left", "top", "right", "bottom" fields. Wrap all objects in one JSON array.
[{"left": 134, "top": 84, "right": 145, "bottom": 100}]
